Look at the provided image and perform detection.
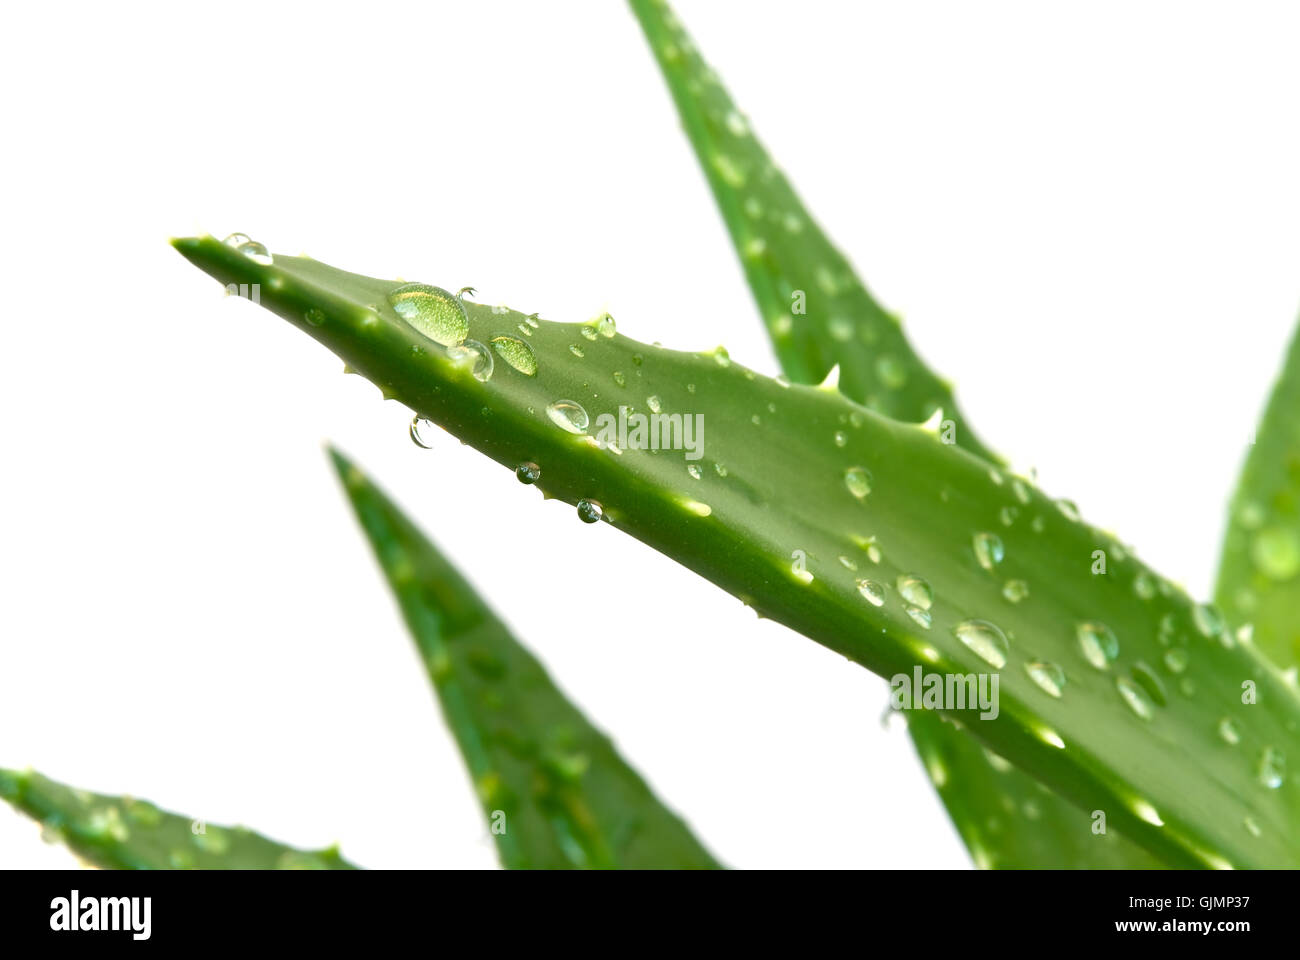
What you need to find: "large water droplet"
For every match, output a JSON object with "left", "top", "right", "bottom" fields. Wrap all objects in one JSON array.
[
  {"left": 896, "top": 574, "right": 932, "bottom": 610},
  {"left": 576, "top": 499, "right": 603, "bottom": 524},
  {"left": 1116, "top": 677, "right": 1154, "bottom": 720},
  {"left": 844, "top": 466, "right": 872, "bottom": 499},
  {"left": 1025, "top": 661, "right": 1065, "bottom": 698},
  {"left": 955, "top": 619, "right": 1009, "bottom": 668},
  {"left": 973, "top": 532, "right": 1005, "bottom": 571},
  {"left": 409, "top": 416, "right": 438, "bottom": 449},
  {"left": 446, "top": 339, "right": 493, "bottom": 381},
  {"left": 1258, "top": 747, "right": 1285, "bottom": 789},
  {"left": 223, "top": 232, "right": 273, "bottom": 265},
  {"left": 596, "top": 313, "right": 617, "bottom": 338},
  {"left": 1077, "top": 621, "right": 1119, "bottom": 669},
  {"left": 1252, "top": 526, "right": 1300, "bottom": 581},
  {"left": 491, "top": 336, "right": 538, "bottom": 376},
  {"left": 546, "top": 399, "right": 589, "bottom": 435},
  {"left": 388, "top": 283, "right": 469, "bottom": 346},
  {"left": 515, "top": 462, "right": 541, "bottom": 484}
]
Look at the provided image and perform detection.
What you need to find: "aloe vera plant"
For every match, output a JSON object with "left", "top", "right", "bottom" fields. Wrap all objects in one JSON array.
[
  {"left": 328, "top": 447, "right": 720, "bottom": 869},
  {"left": 628, "top": 0, "right": 1164, "bottom": 868},
  {"left": 0, "top": 768, "right": 355, "bottom": 870},
  {"left": 169, "top": 234, "right": 1300, "bottom": 869}
]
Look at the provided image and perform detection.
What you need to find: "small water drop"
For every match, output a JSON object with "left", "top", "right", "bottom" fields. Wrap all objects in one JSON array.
[
  {"left": 905, "top": 605, "right": 933, "bottom": 629},
  {"left": 1077, "top": 621, "right": 1119, "bottom": 669},
  {"left": 1025, "top": 661, "right": 1065, "bottom": 698},
  {"left": 1002, "top": 579, "right": 1029, "bottom": 604},
  {"left": 447, "top": 339, "right": 494, "bottom": 381},
  {"left": 1193, "top": 603, "right": 1224, "bottom": 639},
  {"left": 1134, "top": 572, "right": 1156, "bottom": 600},
  {"left": 1244, "top": 817, "right": 1262, "bottom": 838},
  {"left": 546, "top": 399, "right": 590, "bottom": 435},
  {"left": 304, "top": 307, "right": 326, "bottom": 327},
  {"left": 712, "top": 346, "right": 731, "bottom": 367},
  {"left": 569, "top": 343, "right": 585, "bottom": 358},
  {"left": 1162, "top": 648, "right": 1189, "bottom": 674},
  {"left": 973, "top": 532, "right": 1005, "bottom": 571},
  {"left": 1218, "top": 717, "right": 1241, "bottom": 745},
  {"left": 388, "top": 283, "right": 469, "bottom": 346},
  {"left": 713, "top": 462, "right": 728, "bottom": 478},
  {"left": 576, "top": 499, "right": 603, "bottom": 524},
  {"left": 1252, "top": 526, "right": 1300, "bottom": 581},
  {"left": 856, "top": 579, "right": 886, "bottom": 606},
  {"left": 832, "top": 430, "right": 848, "bottom": 448},
  {"left": 491, "top": 336, "right": 538, "bottom": 376},
  {"left": 1056, "top": 499, "right": 1081, "bottom": 521},
  {"left": 613, "top": 371, "right": 626, "bottom": 386},
  {"left": 647, "top": 395, "right": 662, "bottom": 414},
  {"left": 580, "top": 324, "right": 599, "bottom": 341},
  {"left": 1258, "top": 747, "right": 1285, "bottom": 789},
  {"left": 954, "top": 619, "right": 1009, "bottom": 668},
  {"left": 1116, "top": 677, "right": 1155, "bottom": 720},
  {"left": 597, "top": 313, "right": 617, "bottom": 338},
  {"left": 1130, "top": 661, "right": 1167, "bottom": 706},
  {"left": 687, "top": 463, "right": 703, "bottom": 480},
  {"left": 409, "top": 416, "right": 438, "bottom": 449},
  {"left": 844, "top": 466, "right": 872, "bottom": 499},
  {"left": 896, "top": 574, "right": 932, "bottom": 610},
  {"left": 515, "top": 462, "right": 541, "bottom": 484}
]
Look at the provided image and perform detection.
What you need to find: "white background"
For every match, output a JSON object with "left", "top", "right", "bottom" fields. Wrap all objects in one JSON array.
[{"left": 2, "top": 0, "right": 1299, "bottom": 869}]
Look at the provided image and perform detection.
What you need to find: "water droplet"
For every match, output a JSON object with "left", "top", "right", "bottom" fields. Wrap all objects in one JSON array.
[
  {"left": 1011, "top": 479, "right": 1032, "bottom": 504},
  {"left": 304, "top": 307, "right": 326, "bottom": 327},
  {"left": 1001, "top": 579, "right": 1029, "bottom": 604},
  {"left": 1130, "top": 661, "right": 1167, "bottom": 706},
  {"left": 576, "top": 499, "right": 603, "bottom": 523},
  {"left": 1134, "top": 572, "right": 1156, "bottom": 600},
  {"left": 612, "top": 371, "right": 626, "bottom": 387},
  {"left": 490, "top": 336, "right": 538, "bottom": 376},
  {"left": 1077, "top": 621, "right": 1119, "bottom": 669},
  {"left": 905, "top": 605, "right": 932, "bottom": 629},
  {"left": 712, "top": 346, "right": 731, "bottom": 367},
  {"left": 687, "top": 463, "right": 702, "bottom": 480},
  {"left": 447, "top": 339, "right": 493, "bottom": 381},
  {"left": 829, "top": 317, "right": 853, "bottom": 341},
  {"left": 999, "top": 506, "right": 1019, "bottom": 526},
  {"left": 713, "top": 462, "right": 728, "bottom": 478},
  {"left": 1162, "top": 648, "right": 1188, "bottom": 674},
  {"left": 1218, "top": 717, "right": 1241, "bottom": 745},
  {"left": 955, "top": 619, "right": 1009, "bottom": 668},
  {"left": 580, "top": 323, "right": 599, "bottom": 341},
  {"left": 546, "top": 399, "right": 589, "bottom": 435},
  {"left": 515, "top": 462, "right": 541, "bottom": 484},
  {"left": 1193, "top": 603, "right": 1224, "bottom": 639},
  {"left": 875, "top": 355, "right": 906, "bottom": 389},
  {"left": 1116, "top": 677, "right": 1154, "bottom": 720},
  {"left": 596, "top": 313, "right": 617, "bottom": 338},
  {"left": 844, "top": 466, "right": 872, "bottom": 499},
  {"left": 388, "top": 283, "right": 469, "bottom": 346},
  {"left": 1056, "top": 499, "right": 1081, "bottom": 522},
  {"left": 838, "top": 555, "right": 858, "bottom": 571},
  {"left": 1258, "top": 747, "right": 1285, "bottom": 789},
  {"left": 856, "top": 579, "right": 886, "bottom": 606},
  {"left": 224, "top": 233, "right": 273, "bottom": 264},
  {"left": 896, "top": 574, "right": 932, "bottom": 610},
  {"left": 647, "top": 395, "right": 662, "bottom": 414},
  {"left": 1252, "top": 526, "right": 1300, "bottom": 581},
  {"left": 568, "top": 343, "right": 585, "bottom": 358},
  {"left": 409, "top": 416, "right": 438, "bottom": 449},
  {"left": 222, "top": 232, "right": 251, "bottom": 247},
  {"left": 1025, "top": 661, "right": 1065, "bottom": 698},
  {"left": 724, "top": 109, "right": 749, "bottom": 136},
  {"left": 973, "top": 532, "right": 1005, "bottom": 571},
  {"left": 1244, "top": 817, "right": 1262, "bottom": 838}
]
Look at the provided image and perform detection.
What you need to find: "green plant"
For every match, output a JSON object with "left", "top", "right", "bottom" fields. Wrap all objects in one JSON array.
[{"left": 7, "top": 0, "right": 1298, "bottom": 870}]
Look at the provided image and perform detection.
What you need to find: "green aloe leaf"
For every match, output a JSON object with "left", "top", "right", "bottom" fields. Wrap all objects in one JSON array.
[
  {"left": 628, "top": 0, "right": 1160, "bottom": 867},
  {"left": 172, "top": 235, "right": 1300, "bottom": 868},
  {"left": 627, "top": 0, "right": 995, "bottom": 463},
  {"left": 0, "top": 768, "right": 355, "bottom": 869},
  {"left": 328, "top": 447, "right": 720, "bottom": 869},
  {"left": 1216, "top": 317, "right": 1300, "bottom": 673}
]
